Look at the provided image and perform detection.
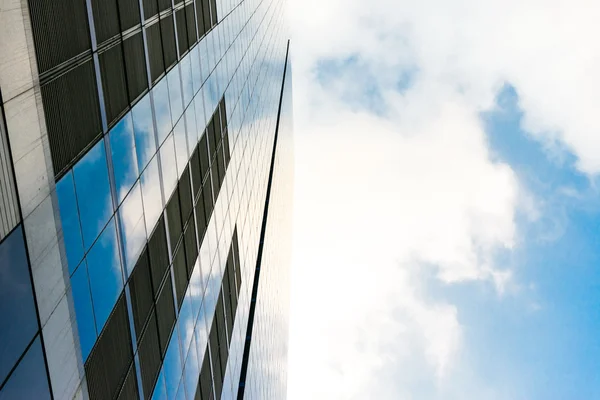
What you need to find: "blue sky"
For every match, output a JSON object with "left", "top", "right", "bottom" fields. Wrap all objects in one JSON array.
[{"left": 286, "top": 1, "right": 600, "bottom": 399}]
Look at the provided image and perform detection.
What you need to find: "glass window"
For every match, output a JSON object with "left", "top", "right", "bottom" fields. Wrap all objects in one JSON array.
[
  {"left": 184, "top": 335, "right": 199, "bottom": 400},
  {"left": 173, "top": 116, "right": 189, "bottom": 178},
  {"left": 180, "top": 54, "right": 193, "bottom": 109},
  {"left": 175, "top": 383, "right": 186, "bottom": 400},
  {"left": 56, "top": 172, "right": 85, "bottom": 274},
  {"left": 163, "top": 324, "right": 182, "bottom": 400},
  {"left": 70, "top": 261, "right": 97, "bottom": 360},
  {"left": 0, "top": 337, "right": 51, "bottom": 400},
  {"left": 118, "top": 183, "right": 147, "bottom": 277},
  {"left": 151, "top": 369, "right": 167, "bottom": 400},
  {"left": 195, "top": 301, "right": 209, "bottom": 362},
  {"left": 160, "top": 134, "right": 178, "bottom": 199},
  {"left": 168, "top": 67, "right": 184, "bottom": 124},
  {"left": 132, "top": 94, "right": 157, "bottom": 172},
  {"left": 178, "top": 294, "right": 194, "bottom": 359},
  {"left": 73, "top": 140, "right": 114, "bottom": 251},
  {"left": 185, "top": 103, "right": 199, "bottom": 151},
  {"left": 153, "top": 77, "right": 172, "bottom": 145},
  {"left": 109, "top": 113, "right": 139, "bottom": 204},
  {"left": 141, "top": 155, "right": 163, "bottom": 235},
  {"left": 190, "top": 46, "right": 203, "bottom": 94},
  {"left": 86, "top": 218, "right": 124, "bottom": 332},
  {"left": 195, "top": 94, "right": 207, "bottom": 136},
  {"left": 0, "top": 226, "right": 39, "bottom": 384}
]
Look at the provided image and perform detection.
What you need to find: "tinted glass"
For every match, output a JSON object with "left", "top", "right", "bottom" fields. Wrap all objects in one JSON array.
[
  {"left": 189, "top": 46, "right": 202, "bottom": 95},
  {"left": 173, "top": 116, "right": 189, "bottom": 177},
  {"left": 109, "top": 113, "right": 139, "bottom": 203},
  {"left": 56, "top": 172, "right": 85, "bottom": 274},
  {"left": 160, "top": 134, "right": 178, "bottom": 198},
  {"left": 118, "top": 183, "right": 147, "bottom": 276},
  {"left": 86, "top": 218, "right": 124, "bottom": 332},
  {"left": 0, "top": 226, "right": 39, "bottom": 383},
  {"left": 132, "top": 95, "right": 157, "bottom": 172},
  {"left": 0, "top": 337, "right": 51, "bottom": 400},
  {"left": 141, "top": 155, "right": 163, "bottom": 234},
  {"left": 153, "top": 77, "right": 172, "bottom": 145},
  {"left": 163, "top": 324, "right": 182, "bottom": 400},
  {"left": 184, "top": 335, "right": 199, "bottom": 400},
  {"left": 194, "top": 94, "right": 207, "bottom": 137},
  {"left": 185, "top": 104, "right": 198, "bottom": 151},
  {"left": 70, "top": 261, "right": 97, "bottom": 360},
  {"left": 178, "top": 294, "right": 194, "bottom": 358},
  {"left": 167, "top": 67, "right": 184, "bottom": 124},
  {"left": 73, "top": 140, "right": 113, "bottom": 250},
  {"left": 151, "top": 369, "right": 167, "bottom": 400},
  {"left": 180, "top": 53, "right": 193, "bottom": 108}
]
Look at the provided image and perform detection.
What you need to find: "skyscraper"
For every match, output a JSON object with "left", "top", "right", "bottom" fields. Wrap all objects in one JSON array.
[{"left": 0, "top": 0, "right": 293, "bottom": 398}]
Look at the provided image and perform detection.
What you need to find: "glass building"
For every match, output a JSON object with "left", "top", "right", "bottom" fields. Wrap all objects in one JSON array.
[{"left": 0, "top": 0, "right": 293, "bottom": 398}]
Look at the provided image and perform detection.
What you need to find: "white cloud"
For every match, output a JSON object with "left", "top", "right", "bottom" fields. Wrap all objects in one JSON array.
[{"left": 286, "top": 0, "right": 600, "bottom": 398}]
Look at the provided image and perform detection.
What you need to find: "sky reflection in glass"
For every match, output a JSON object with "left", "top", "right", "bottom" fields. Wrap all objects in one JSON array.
[
  {"left": 73, "top": 140, "right": 113, "bottom": 250},
  {"left": 163, "top": 324, "right": 183, "bottom": 400},
  {"left": 70, "top": 260, "right": 97, "bottom": 360},
  {"left": 119, "top": 182, "right": 147, "bottom": 277},
  {"left": 153, "top": 78, "right": 173, "bottom": 145},
  {"left": 56, "top": 172, "right": 85, "bottom": 274},
  {"left": 168, "top": 67, "right": 184, "bottom": 124},
  {"left": 0, "top": 337, "right": 51, "bottom": 400},
  {"left": 132, "top": 94, "right": 157, "bottom": 172},
  {"left": 109, "top": 113, "right": 139, "bottom": 204},
  {"left": 141, "top": 155, "right": 163, "bottom": 235},
  {"left": 86, "top": 218, "right": 123, "bottom": 332}
]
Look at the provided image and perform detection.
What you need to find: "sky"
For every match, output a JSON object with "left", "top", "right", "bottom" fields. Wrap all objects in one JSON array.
[{"left": 285, "top": 1, "right": 600, "bottom": 399}]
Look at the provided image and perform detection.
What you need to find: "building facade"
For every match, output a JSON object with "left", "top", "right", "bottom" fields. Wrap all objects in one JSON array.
[{"left": 0, "top": 0, "right": 293, "bottom": 398}]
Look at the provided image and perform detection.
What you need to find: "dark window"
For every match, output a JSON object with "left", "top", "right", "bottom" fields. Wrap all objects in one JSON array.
[
  {"left": 215, "top": 296, "right": 228, "bottom": 375},
  {"left": 172, "top": 242, "right": 189, "bottom": 307},
  {"left": 137, "top": 311, "right": 161, "bottom": 399},
  {"left": 185, "top": 4, "right": 197, "bottom": 46},
  {"left": 223, "top": 128, "right": 230, "bottom": 167},
  {"left": 129, "top": 248, "right": 154, "bottom": 339},
  {"left": 184, "top": 222, "right": 198, "bottom": 276},
  {"left": 157, "top": 0, "right": 170, "bottom": 13},
  {"left": 99, "top": 43, "right": 129, "bottom": 126},
  {"left": 118, "top": 0, "right": 141, "bottom": 31},
  {"left": 209, "top": 0, "right": 217, "bottom": 25},
  {"left": 28, "top": 0, "right": 91, "bottom": 72},
  {"left": 195, "top": 194, "right": 207, "bottom": 242},
  {"left": 146, "top": 21, "right": 165, "bottom": 83},
  {"left": 85, "top": 295, "right": 133, "bottom": 400},
  {"left": 202, "top": 178, "right": 214, "bottom": 221},
  {"left": 155, "top": 274, "right": 176, "bottom": 355},
  {"left": 143, "top": 0, "right": 158, "bottom": 20},
  {"left": 207, "top": 117, "right": 218, "bottom": 161},
  {"left": 42, "top": 60, "right": 102, "bottom": 176},
  {"left": 179, "top": 166, "right": 193, "bottom": 223},
  {"left": 166, "top": 190, "right": 183, "bottom": 251},
  {"left": 195, "top": 0, "right": 207, "bottom": 38},
  {"left": 199, "top": 346, "right": 213, "bottom": 400},
  {"left": 208, "top": 319, "right": 222, "bottom": 399},
  {"left": 0, "top": 337, "right": 51, "bottom": 400},
  {"left": 0, "top": 226, "right": 40, "bottom": 384},
  {"left": 148, "top": 217, "right": 170, "bottom": 297},
  {"left": 160, "top": 15, "right": 177, "bottom": 70},
  {"left": 221, "top": 273, "right": 233, "bottom": 344},
  {"left": 199, "top": 134, "right": 210, "bottom": 182},
  {"left": 201, "top": 0, "right": 211, "bottom": 35},
  {"left": 116, "top": 362, "right": 139, "bottom": 400},
  {"left": 123, "top": 32, "right": 149, "bottom": 102},
  {"left": 90, "top": 0, "right": 120, "bottom": 45},
  {"left": 175, "top": 9, "right": 189, "bottom": 56}
]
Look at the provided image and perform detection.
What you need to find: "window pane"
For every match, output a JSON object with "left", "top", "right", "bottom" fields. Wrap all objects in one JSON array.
[
  {"left": 151, "top": 369, "right": 167, "bottom": 400},
  {"left": 185, "top": 103, "right": 198, "bottom": 151},
  {"left": 184, "top": 335, "right": 200, "bottom": 400},
  {"left": 56, "top": 172, "right": 85, "bottom": 274},
  {"left": 118, "top": 183, "right": 147, "bottom": 277},
  {"left": 141, "top": 154, "right": 163, "bottom": 234},
  {"left": 160, "top": 134, "right": 178, "bottom": 198},
  {"left": 173, "top": 116, "right": 189, "bottom": 178},
  {"left": 73, "top": 140, "right": 114, "bottom": 250},
  {"left": 86, "top": 218, "right": 124, "bottom": 332},
  {"left": 163, "top": 324, "right": 182, "bottom": 400},
  {"left": 0, "top": 226, "right": 39, "bottom": 383},
  {"left": 168, "top": 67, "right": 184, "bottom": 124},
  {"left": 109, "top": 113, "right": 139, "bottom": 203},
  {"left": 180, "top": 53, "right": 193, "bottom": 109},
  {"left": 190, "top": 46, "right": 202, "bottom": 95},
  {"left": 132, "top": 94, "right": 157, "bottom": 171},
  {"left": 153, "top": 77, "right": 172, "bottom": 145},
  {"left": 0, "top": 337, "right": 51, "bottom": 400},
  {"left": 70, "top": 261, "right": 97, "bottom": 360}
]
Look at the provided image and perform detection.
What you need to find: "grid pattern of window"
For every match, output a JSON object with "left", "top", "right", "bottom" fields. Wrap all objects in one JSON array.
[{"left": 43, "top": 0, "right": 290, "bottom": 398}]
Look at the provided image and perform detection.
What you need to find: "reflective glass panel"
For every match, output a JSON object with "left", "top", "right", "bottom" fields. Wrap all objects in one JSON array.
[
  {"left": 163, "top": 324, "right": 182, "bottom": 400},
  {"left": 132, "top": 94, "right": 157, "bottom": 172},
  {"left": 109, "top": 113, "right": 139, "bottom": 203},
  {"left": 56, "top": 172, "right": 85, "bottom": 274},
  {"left": 119, "top": 182, "right": 147, "bottom": 277},
  {"left": 178, "top": 294, "right": 194, "bottom": 358},
  {"left": 151, "top": 369, "right": 167, "bottom": 400},
  {"left": 0, "top": 226, "right": 39, "bottom": 384},
  {"left": 153, "top": 78, "right": 173, "bottom": 145},
  {"left": 70, "top": 261, "right": 97, "bottom": 360},
  {"left": 0, "top": 337, "right": 51, "bottom": 400},
  {"left": 180, "top": 54, "right": 193, "bottom": 108},
  {"left": 173, "top": 116, "right": 189, "bottom": 177},
  {"left": 185, "top": 103, "right": 199, "bottom": 151},
  {"left": 160, "top": 134, "right": 178, "bottom": 198},
  {"left": 184, "top": 335, "right": 200, "bottom": 400},
  {"left": 168, "top": 67, "right": 184, "bottom": 124},
  {"left": 86, "top": 218, "right": 124, "bottom": 332},
  {"left": 190, "top": 46, "right": 202, "bottom": 94},
  {"left": 73, "top": 140, "right": 113, "bottom": 250},
  {"left": 141, "top": 155, "right": 163, "bottom": 234}
]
